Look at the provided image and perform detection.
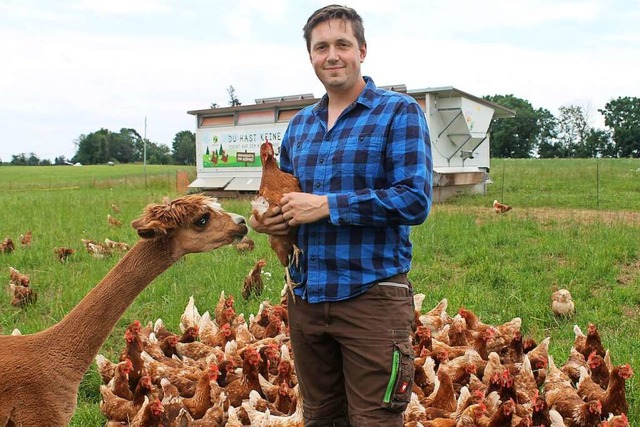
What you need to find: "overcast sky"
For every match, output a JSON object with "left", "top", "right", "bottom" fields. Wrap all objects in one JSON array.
[{"left": 1, "top": 0, "right": 638, "bottom": 162}]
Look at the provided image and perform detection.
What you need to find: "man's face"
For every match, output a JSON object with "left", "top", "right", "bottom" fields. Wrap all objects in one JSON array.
[{"left": 308, "top": 19, "right": 366, "bottom": 92}]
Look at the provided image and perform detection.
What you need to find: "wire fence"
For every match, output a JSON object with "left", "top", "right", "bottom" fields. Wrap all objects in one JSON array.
[{"left": 486, "top": 158, "right": 640, "bottom": 211}]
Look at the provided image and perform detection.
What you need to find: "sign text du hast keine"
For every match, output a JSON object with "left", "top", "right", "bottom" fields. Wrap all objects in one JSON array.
[{"left": 222, "top": 131, "right": 283, "bottom": 144}]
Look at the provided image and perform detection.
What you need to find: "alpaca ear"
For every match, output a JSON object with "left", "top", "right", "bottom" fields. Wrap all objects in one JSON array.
[
  {"left": 137, "top": 227, "right": 158, "bottom": 239},
  {"left": 131, "top": 219, "right": 166, "bottom": 239}
]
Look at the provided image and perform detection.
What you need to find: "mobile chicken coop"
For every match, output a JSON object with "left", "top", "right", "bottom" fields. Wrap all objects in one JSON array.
[{"left": 186, "top": 85, "right": 514, "bottom": 201}]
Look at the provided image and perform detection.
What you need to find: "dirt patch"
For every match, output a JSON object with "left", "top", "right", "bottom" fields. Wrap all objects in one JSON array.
[
  {"left": 617, "top": 258, "right": 640, "bottom": 286},
  {"left": 433, "top": 205, "right": 640, "bottom": 227}
]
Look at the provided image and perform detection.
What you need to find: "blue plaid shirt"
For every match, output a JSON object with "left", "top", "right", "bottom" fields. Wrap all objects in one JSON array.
[{"left": 279, "top": 77, "right": 432, "bottom": 303}]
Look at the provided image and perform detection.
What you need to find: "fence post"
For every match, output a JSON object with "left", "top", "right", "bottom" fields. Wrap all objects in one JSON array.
[
  {"left": 501, "top": 163, "right": 506, "bottom": 202},
  {"left": 596, "top": 161, "right": 600, "bottom": 210}
]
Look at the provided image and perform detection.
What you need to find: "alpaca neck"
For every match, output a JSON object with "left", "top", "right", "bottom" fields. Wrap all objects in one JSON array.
[{"left": 45, "top": 238, "right": 176, "bottom": 380}]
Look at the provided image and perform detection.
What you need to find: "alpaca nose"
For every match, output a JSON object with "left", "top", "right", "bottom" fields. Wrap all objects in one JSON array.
[{"left": 232, "top": 214, "right": 247, "bottom": 225}]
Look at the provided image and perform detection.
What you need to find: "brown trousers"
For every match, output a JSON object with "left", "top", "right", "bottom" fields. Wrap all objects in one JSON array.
[{"left": 288, "top": 276, "right": 415, "bottom": 427}]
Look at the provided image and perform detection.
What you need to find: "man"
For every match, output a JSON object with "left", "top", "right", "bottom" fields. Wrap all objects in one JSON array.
[{"left": 250, "top": 4, "right": 432, "bottom": 426}]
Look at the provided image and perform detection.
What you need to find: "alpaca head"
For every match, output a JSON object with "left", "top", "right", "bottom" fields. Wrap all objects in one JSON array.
[{"left": 130, "top": 194, "right": 248, "bottom": 257}]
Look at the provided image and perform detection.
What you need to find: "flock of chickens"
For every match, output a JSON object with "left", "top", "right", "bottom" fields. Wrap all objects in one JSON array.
[
  {"left": 91, "top": 288, "right": 632, "bottom": 427},
  {"left": 1, "top": 143, "right": 633, "bottom": 426},
  {"left": 96, "top": 292, "right": 297, "bottom": 426},
  {"left": 4, "top": 217, "right": 132, "bottom": 308}
]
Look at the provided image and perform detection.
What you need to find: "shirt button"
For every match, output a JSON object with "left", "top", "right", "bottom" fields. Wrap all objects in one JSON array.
[
  {"left": 319, "top": 159, "right": 324, "bottom": 164},
  {"left": 315, "top": 183, "right": 321, "bottom": 189}
]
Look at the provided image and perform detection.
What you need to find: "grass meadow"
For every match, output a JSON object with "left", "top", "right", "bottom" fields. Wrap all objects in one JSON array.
[{"left": 0, "top": 159, "right": 639, "bottom": 425}]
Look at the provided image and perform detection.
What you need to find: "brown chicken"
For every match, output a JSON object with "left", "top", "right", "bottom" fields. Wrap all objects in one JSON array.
[
  {"left": 10, "top": 283, "right": 37, "bottom": 308},
  {"left": 242, "top": 259, "right": 267, "bottom": 300},
  {"left": 0, "top": 237, "right": 15, "bottom": 253},
  {"left": 159, "top": 377, "right": 188, "bottom": 421},
  {"left": 176, "top": 401, "right": 226, "bottom": 427},
  {"left": 235, "top": 235, "right": 256, "bottom": 253},
  {"left": 561, "top": 347, "right": 589, "bottom": 385},
  {"left": 422, "top": 368, "right": 457, "bottom": 417},
  {"left": 104, "top": 238, "right": 131, "bottom": 252},
  {"left": 214, "top": 290, "right": 235, "bottom": 326},
  {"left": 96, "top": 354, "right": 118, "bottom": 384},
  {"left": 120, "top": 321, "right": 144, "bottom": 391},
  {"left": 493, "top": 199, "right": 512, "bottom": 213},
  {"left": 225, "top": 345, "right": 263, "bottom": 407},
  {"left": 546, "top": 357, "right": 603, "bottom": 426},
  {"left": 587, "top": 350, "right": 610, "bottom": 389},
  {"left": 252, "top": 139, "right": 302, "bottom": 301},
  {"left": 273, "top": 381, "right": 296, "bottom": 415},
  {"left": 109, "top": 358, "right": 134, "bottom": 400},
  {"left": 578, "top": 364, "right": 633, "bottom": 416},
  {"left": 574, "top": 323, "right": 606, "bottom": 359},
  {"left": 100, "top": 375, "right": 154, "bottom": 423},
  {"left": 108, "top": 214, "right": 123, "bottom": 227},
  {"left": 54, "top": 246, "right": 74, "bottom": 262},
  {"left": 182, "top": 363, "right": 219, "bottom": 419},
  {"left": 199, "top": 322, "right": 234, "bottom": 349},
  {"left": 142, "top": 352, "right": 201, "bottom": 397},
  {"left": 530, "top": 389, "right": 552, "bottom": 426},
  {"left": 438, "top": 349, "right": 481, "bottom": 391},
  {"left": 9, "top": 267, "right": 29, "bottom": 286},
  {"left": 485, "top": 398, "right": 516, "bottom": 427},
  {"left": 513, "top": 355, "right": 538, "bottom": 404},
  {"left": 605, "top": 413, "right": 630, "bottom": 427},
  {"left": 129, "top": 397, "right": 164, "bottom": 427},
  {"left": 526, "top": 336, "right": 550, "bottom": 387},
  {"left": 19, "top": 230, "right": 32, "bottom": 247}
]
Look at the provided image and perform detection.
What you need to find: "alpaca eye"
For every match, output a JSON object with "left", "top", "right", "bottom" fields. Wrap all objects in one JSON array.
[{"left": 195, "top": 213, "right": 210, "bottom": 228}]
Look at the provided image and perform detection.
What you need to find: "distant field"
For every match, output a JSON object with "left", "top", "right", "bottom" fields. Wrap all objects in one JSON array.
[
  {"left": 0, "top": 164, "right": 196, "bottom": 191},
  {"left": 0, "top": 160, "right": 638, "bottom": 424}
]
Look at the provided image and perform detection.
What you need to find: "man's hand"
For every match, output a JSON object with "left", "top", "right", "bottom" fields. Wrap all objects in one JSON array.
[
  {"left": 281, "top": 192, "right": 329, "bottom": 227},
  {"left": 249, "top": 205, "right": 290, "bottom": 236}
]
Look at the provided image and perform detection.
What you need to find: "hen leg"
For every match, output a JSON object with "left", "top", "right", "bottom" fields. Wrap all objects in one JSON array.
[
  {"left": 285, "top": 245, "right": 302, "bottom": 304},
  {"left": 284, "top": 268, "right": 296, "bottom": 304}
]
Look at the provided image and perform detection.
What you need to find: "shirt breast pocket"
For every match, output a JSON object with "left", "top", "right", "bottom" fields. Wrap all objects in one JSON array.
[{"left": 339, "top": 134, "right": 385, "bottom": 177}]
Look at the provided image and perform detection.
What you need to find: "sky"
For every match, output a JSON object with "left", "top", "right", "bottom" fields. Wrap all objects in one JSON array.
[{"left": 1, "top": 0, "right": 639, "bottom": 162}]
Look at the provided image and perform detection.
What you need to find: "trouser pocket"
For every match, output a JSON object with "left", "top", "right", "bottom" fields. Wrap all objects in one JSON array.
[{"left": 382, "top": 340, "right": 415, "bottom": 412}]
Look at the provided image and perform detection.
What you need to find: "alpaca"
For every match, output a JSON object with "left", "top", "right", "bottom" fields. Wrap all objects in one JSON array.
[{"left": 0, "top": 194, "right": 248, "bottom": 427}]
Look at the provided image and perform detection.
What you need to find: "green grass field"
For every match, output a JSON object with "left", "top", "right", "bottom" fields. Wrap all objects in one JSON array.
[{"left": 0, "top": 159, "right": 638, "bottom": 425}]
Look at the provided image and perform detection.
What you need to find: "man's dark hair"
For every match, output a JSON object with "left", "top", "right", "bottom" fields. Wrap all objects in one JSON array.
[{"left": 303, "top": 4, "right": 365, "bottom": 53}]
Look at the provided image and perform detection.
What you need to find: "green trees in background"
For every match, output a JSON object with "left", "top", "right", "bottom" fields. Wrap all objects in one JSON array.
[
  {"left": 599, "top": 96, "right": 640, "bottom": 158},
  {"left": 70, "top": 128, "right": 180, "bottom": 165},
  {"left": 172, "top": 131, "right": 196, "bottom": 165},
  {"left": 484, "top": 94, "right": 555, "bottom": 158},
  {"left": 4, "top": 94, "right": 639, "bottom": 164},
  {"left": 487, "top": 95, "right": 639, "bottom": 158}
]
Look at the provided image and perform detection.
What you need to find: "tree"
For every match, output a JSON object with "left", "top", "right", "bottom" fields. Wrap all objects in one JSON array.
[
  {"left": 54, "top": 156, "right": 68, "bottom": 165},
  {"left": 72, "top": 128, "right": 143, "bottom": 164},
  {"left": 10, "top": 153, "right": 28, "bottom": 166},
  {"left": 172, "top": 130, "right": 196, "bottom": 165},
  {"left": 599, "top": 96, "right": 640, "bottom": 158},
  {"left": 227, "top": 85, "right": 241, "bottom": 106},
  {"left": 144, "top": 141, "right": 172, "bottom": 164},
  {"left": 534, "top": 108, "right": 558, "bottom": 158},
  {"left": 484, "top": 94, "right": 553, "bottom": 158},
  {"left": 584, "top": 128, "right": 615, "bottom": 158},
  {"left": 558, "top": 105, "right": 588, "bottom": 157}
]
